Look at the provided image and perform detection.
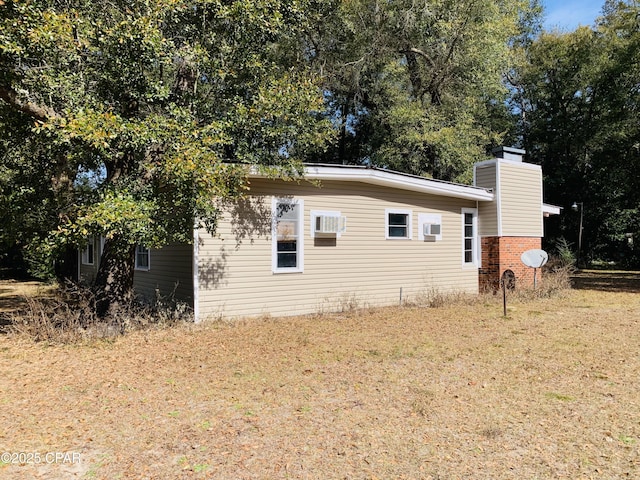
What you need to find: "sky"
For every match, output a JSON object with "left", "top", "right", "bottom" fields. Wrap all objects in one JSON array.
[{"left": 542, "top": 0, "right": 604, "bottom": 31}]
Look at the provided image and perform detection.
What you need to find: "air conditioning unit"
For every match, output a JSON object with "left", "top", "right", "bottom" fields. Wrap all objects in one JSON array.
[
  {"left": 315, "top": 215, "right": 346, "bottom": 234},
  {"left": 423, "top": 223, "right": 441, "bottom": 237}
]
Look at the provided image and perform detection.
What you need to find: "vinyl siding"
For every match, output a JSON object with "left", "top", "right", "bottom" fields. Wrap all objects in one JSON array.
[
  {"left": 197, "top": 178, "right": 480, "bottom": 319},
  {"left": 475, "top": 164, "right": 499, "bottom": 237},
  {"left": 79, "top": 261, "right": 99, "bottom": 284},
  {"left": 133, "top": 243, "right": 193, "bottom": 306},
  {"left": 499, "top": 162, "right": 543, "bottom": 237}
]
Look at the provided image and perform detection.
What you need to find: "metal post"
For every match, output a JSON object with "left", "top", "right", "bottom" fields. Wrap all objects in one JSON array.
[
  {"left": 577, "top": 205, "right": 583, "bottom": 266},
  {"left": 502, "top": 279, "right": 507, "bottom": 317},
  {"left": 572, "top": 202, "right": 584, "bottom": 267}
]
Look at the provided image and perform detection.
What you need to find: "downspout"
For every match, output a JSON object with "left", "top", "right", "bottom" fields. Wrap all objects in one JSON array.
[
  {"left": 476, "top": 200, "right": 481, "bottom": 268},
  {"left": 192, "top": 226, "right": 200, "bottom": 323}
]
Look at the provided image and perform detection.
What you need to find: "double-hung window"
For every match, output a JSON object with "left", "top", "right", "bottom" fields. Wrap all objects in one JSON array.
[
  {"left": 81, "top": 237, "right": 95, "bottom": 265},
  {"left": 385, "top": 209, "right": 412, "bottom": 239},
  {"left": 273, "top": 198, "right": 304, "bottom": 273},
  {"left": 135, "top": 245, "right": 150, "bottom": 271},
  {"left": 462, "top": 208, "right": 478, "bottom": 266}
]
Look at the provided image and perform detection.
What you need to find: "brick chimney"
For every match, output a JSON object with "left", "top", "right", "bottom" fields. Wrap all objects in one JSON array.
[{"left": 474, "top": 147, "right": 543, "bottom": 290}]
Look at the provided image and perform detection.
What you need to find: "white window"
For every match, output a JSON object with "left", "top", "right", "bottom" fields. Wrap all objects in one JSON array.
[
  {"left": 135, "top": 245, "right": 150, "bottom": 271},
  {"left": 418, "top": 213, "right": 443, "bottom": 241},
  {"left": 462, "top": 208, "right": 478, "bottom": 266},
  {"left": 310, "top": 210, "right": 346, "bottom": 238},
  {"left": 273, "top": 198, "right": 304, "bottom": 273},
  {"left": 81, "top": 237, "right": 95, "bottom": 265},
  {"left": 385, "top": 208, "right": 412, "bottom": 239}
]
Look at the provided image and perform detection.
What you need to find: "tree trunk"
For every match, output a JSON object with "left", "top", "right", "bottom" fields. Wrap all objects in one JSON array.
[{"left": 94, "top": 235, "right": 136, "bottom": 317}]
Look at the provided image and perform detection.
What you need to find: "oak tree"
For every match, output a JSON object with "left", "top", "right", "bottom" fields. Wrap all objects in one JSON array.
[{"left": 0, "top": 0, "right": 333, "bottom": 313}]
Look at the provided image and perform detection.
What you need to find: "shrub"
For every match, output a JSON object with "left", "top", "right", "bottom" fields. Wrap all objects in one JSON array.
[
  {"left": 552, "top": 237, "right": 577, "bottom": 270},
  {"left": 511, "top": 262, "right": 574, "bottom": 301}
]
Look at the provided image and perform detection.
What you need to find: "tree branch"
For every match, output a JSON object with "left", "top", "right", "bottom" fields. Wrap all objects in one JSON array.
[
  {"left": 400, "top": 47, "right": 435, "bottom": 69},
  {"left": 0, "top": 85, "right": 59, "bottom": 122}
]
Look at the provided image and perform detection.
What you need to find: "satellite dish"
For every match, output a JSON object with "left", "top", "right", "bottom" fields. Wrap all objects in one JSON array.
[
  {"left": 521, "top": 249, "right": 548, "bottom": 289},
  {"left": 521, "top": 249, "right": 549, "bottom": 269}
]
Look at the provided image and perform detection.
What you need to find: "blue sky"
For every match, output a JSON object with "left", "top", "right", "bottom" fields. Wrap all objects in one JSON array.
[{"left": 542, "top": 0, "right": 604, "bottom": 31}]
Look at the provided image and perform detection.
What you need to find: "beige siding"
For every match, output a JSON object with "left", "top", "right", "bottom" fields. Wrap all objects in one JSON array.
[
  {"left": 475, "top": 164, "right": 499, "bottom": 237},
  {"left": 133, "top": 243, "right": 193, "bottom": 306},
  {"left": 197, "top": 179, "right": 480, "bottom": 319},
  {"left": 499, "top": 162, "right": 543, "bottom": 237}
]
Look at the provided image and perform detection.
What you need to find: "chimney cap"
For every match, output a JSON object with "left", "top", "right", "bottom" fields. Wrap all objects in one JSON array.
[{"left": 492, "top": 146, "right": 526, "bottom": 162}]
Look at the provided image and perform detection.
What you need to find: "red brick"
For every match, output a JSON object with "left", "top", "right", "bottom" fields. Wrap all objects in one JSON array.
[{"left": 480, "top": 237, "right": 542, "bottom": 291}]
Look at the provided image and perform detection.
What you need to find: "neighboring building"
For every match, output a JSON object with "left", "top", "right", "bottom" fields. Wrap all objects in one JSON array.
[{"left": 79, "top": 147, "right": 558, "bottom": 321}]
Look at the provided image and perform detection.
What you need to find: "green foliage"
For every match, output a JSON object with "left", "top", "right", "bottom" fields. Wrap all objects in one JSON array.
[
  {"left": 515, "top": 1, "right": 640, "bottom": 266},
  {"left": 306, "top": 0, "right": 541, "bottom": 181},
  {"left": 0, "top": 0, "right": 334, "bottom": 282},
  {"left": 554, "top": 237, "right": 577, "bottom": 269}
]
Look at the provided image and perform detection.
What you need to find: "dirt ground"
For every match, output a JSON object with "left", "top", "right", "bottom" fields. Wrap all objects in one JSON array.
[{"left": 1, "top": 272, "right": 640, "bottom": 479}]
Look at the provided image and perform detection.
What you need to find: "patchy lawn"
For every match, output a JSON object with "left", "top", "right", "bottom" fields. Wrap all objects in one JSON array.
[{"left": 1, "top": 274, "right": 640, "bottom": 479}]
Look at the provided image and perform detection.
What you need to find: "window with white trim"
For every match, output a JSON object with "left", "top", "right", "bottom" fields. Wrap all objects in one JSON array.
[
  {"left": 418, "top": 213, "right": 443, "bottom": 241},
  {"left": 385, "top": 208, "right": 412, "bottom": 239},
  {"left": 81, "top": 237, "right": 95, "bottom": 265},
  {"left": 462, "top": 208, "right": 478, "bottom": 266},
  {"left": 135, "top": 245, "right": 150, "bottom": 271},
  {"left": 273, "top": 198, "right": 304, "bottom": 273}
]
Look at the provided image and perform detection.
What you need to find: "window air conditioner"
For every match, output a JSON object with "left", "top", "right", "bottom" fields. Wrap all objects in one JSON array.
[
  {"left": 423, "top": 223, "right": 441, "bottom": 237},
  {"left": 422, "top": 223, "right": 441, "bottom": 242},
  {"left": 315, "top": 215, "right": 346, "bottom": 234}
]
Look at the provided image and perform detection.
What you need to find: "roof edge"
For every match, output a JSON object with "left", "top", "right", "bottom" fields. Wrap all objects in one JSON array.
[
  {"left": 543, "top": 203, "right": 562, "bottom": 216},
  {"left": 251, "top": 164, "right": 494, "bottom": 202}
]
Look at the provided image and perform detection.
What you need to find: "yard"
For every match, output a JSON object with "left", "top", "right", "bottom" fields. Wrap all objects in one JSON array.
[{"left": 1, "top": 273, "right": 639, "bottom": 479}]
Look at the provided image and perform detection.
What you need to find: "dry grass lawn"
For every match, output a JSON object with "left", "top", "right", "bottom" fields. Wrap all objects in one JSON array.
[{"left": 1, "top": 274, "right": 640, "bottom": 479}]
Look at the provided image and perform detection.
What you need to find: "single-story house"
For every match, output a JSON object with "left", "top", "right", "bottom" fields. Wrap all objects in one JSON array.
[{"left": 79, "top": 147, "right": 559, "bottom": 321}]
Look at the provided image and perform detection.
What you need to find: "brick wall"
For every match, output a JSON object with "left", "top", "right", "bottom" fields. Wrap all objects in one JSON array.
[{"left": 480, "top": 236, "right": 542, "bottom": 291}]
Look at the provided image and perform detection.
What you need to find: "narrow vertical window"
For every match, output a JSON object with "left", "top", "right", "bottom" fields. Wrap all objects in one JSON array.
[
  {"left": 462, "top": 208, "right": 478, "bottom": 266},
  {"left": 135, "top": 245, "right": 150, "bottom": 270},
  {"left": 273, "top": 199, "right": 304, "bottom": 273},
  {"left": 81, "top": 237, "right": 95, "bottom": 265}
]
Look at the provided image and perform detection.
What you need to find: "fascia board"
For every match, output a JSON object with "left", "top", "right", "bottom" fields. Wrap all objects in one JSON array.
[
  {"left": 301, "top": 166, "right": 494, "bottom": 202},
  {"left": 477, "top": 158, "right": 542, "bottom": 172},
  {"left": 498, "top": 158, "right": 541, "bottom": 171},
  {"left": 543, "top": 203, "right": 562, "bottom": 216},
  {"left": 474, "top": 159, "right": 498, "bottom": 169}
]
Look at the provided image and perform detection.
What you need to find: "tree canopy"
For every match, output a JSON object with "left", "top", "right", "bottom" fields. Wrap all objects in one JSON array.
[
  {"left": 0, "top": 0, "right": 334, "bottom": 308},
  {"left": 514, "top": 0, "right": 640, "bottom": 265},
  {"left": 304, "top": 0, "right": 541, "bottom": 182}
]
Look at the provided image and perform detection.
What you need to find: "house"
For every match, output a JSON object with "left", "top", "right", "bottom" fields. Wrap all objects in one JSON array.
[{"left": 79, "top": 147, "right": 558, "bottom": 321}]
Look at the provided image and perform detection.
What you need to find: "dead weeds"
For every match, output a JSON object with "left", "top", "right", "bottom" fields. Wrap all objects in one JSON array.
[{"left": 0, "top": 274, "right": 639, "bottom": 478}]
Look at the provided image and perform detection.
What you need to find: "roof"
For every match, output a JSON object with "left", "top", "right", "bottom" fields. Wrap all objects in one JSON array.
[{"left": 252, "top": 164, "right": 495, "bottom": 202}]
